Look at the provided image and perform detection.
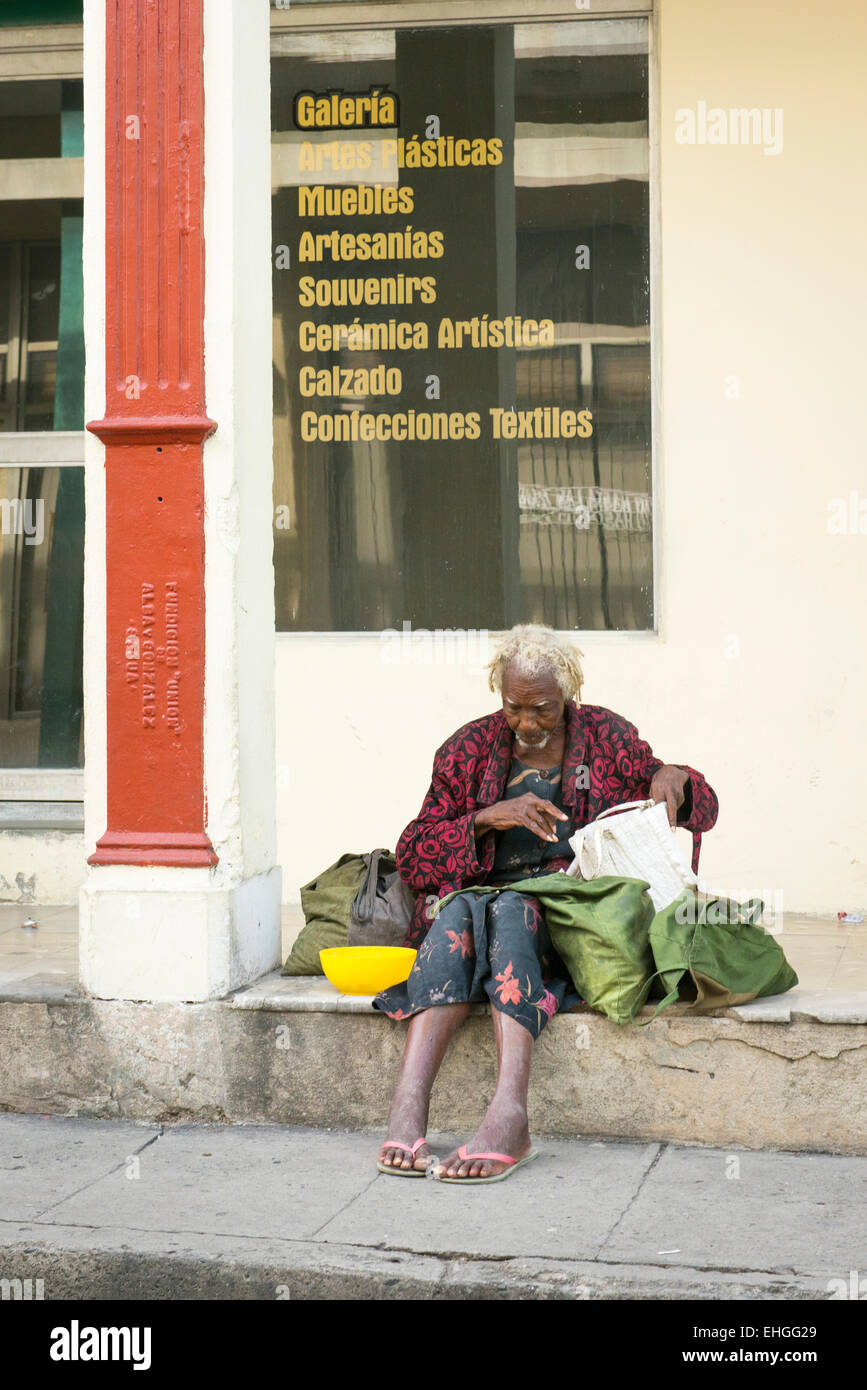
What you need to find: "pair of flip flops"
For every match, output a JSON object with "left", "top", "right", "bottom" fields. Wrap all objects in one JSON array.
[{"left": 378, "top": 1138, "right": 538, "bottom": 1184}]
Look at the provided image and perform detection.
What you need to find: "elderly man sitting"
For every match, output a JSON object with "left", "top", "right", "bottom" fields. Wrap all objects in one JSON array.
[{"left": 374, "top": 623, "right": 718, "bottom": 1184}]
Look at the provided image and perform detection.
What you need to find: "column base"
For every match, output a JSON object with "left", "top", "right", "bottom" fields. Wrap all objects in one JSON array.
[
  {"left": 88, "top": 830, "right": 219, "bottom": 868},
  {"left": 79, "top": 866, "right": 282, "bottom": 1002}
]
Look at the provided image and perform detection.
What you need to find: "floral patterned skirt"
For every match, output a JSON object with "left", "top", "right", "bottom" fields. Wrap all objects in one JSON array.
[{"left": 373, "top": 888, "right": 583, "bottom": 1040}]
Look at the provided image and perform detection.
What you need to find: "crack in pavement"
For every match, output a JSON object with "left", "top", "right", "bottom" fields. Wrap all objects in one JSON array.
[
  {"left": 28, "top": 1128, "right": 165, "bottom": 1221},
  {"left": 593, "top": 1142, "right": 666, "bottom": 1260},
  {"left": 307, "top": 1169, "right": 383, "bottom": 1240}
]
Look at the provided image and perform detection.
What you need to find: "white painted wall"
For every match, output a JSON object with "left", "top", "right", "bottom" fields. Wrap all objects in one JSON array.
[
  {"left": 0, "top": 831, "right": 85, "bottom": 904},
  {"left": 274, "top": 0, "right": 867, "bottom": 916}
]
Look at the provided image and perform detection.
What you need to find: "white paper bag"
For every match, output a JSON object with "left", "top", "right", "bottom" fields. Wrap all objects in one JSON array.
[{"left": 565, "top": 798, "right": 701, "bottom": 913}]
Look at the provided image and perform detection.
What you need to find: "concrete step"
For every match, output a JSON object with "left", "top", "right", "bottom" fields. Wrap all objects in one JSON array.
[
  {"left": 1, "top": 905, "right": 866, "bottom": 1153},
  {"left": 1, "top": 970, "right": 867, "bottom": 1152}
]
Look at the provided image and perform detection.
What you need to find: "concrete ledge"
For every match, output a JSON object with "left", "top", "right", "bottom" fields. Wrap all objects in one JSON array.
[
  {"left": 233, "top": 971, "right": 867, "bottom": 1026},
  {"left": 1, "top": 982, "right": 866, "bottom": 1152},
  {"left": 231, "top": 971, "right": 489, "bottom": 1016},
  {"left": 0, "top": 804, "right": 84, "bottom": 832},
  {"left": 0, "top": 1232, "right": 825, "bottom": 1301},
  {"left": 727, "top": 990, "right": 867, "bottom": 1024}
]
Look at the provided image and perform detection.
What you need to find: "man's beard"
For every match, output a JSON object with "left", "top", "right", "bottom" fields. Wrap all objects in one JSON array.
[{"left": 515, "top": 730, "right": 553, "bottom": 749}]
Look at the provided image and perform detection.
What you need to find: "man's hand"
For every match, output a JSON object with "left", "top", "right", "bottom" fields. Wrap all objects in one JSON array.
[
  {"left": 650, "top": 765, "right": 690, "bottom": 828},
  {"left": 474, "top": 794, "right": 569, "bottom": 843}
]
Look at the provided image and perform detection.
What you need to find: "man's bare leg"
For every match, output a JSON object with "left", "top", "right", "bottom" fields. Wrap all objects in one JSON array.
[
  {"left": 379, "top": 1002, "right": 471, "bottom": 1171},
  {"left": 435, "top": 1008, "right": 534, "bottom": 1180}
]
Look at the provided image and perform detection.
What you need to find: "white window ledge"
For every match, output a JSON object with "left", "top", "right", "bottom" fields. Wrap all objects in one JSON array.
[{"left": 0, "top": 432, "right": 85, "bottom": 467}]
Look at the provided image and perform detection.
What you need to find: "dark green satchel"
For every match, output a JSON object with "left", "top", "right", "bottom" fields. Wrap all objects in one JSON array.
[
  {"left": 526, "top": 874, "right": 657, "bottom": 1026},
  {"left": 639, "top": 889, "right": 799, "bottom": 1021},
  {"left": 282, "top": 852, "right": 369, "bottom": 975}
]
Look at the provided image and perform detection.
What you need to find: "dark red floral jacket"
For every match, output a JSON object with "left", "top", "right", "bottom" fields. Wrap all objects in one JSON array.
[{"left": 396, "top": 700, "right": 719, "bottom": 948}]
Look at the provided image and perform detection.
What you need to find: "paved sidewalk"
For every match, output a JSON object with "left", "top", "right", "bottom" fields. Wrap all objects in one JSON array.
[{"left": 1, "top": 1115, "right": 864, "bottom": 1300}]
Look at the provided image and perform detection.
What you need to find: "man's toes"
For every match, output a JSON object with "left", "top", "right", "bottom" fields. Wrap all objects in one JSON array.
[{"left": 381, "top": 1145, "right": 421, "bottom": 1169}]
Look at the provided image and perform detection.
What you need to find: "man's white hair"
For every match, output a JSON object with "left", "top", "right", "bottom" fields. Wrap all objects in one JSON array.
[{"left": 487, "top": 624, "right": 584, "bottom": 703}]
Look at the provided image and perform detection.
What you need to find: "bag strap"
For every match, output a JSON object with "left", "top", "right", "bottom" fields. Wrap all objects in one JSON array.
[
  {"left": 628, "top": 967, "right": 685, "bottom": 1025},
  {"left": 351, "top": 848, "right": 390, "bottom": 923},
  {"left": 593, "top": 799, "right": 654, "bottom": 824}
]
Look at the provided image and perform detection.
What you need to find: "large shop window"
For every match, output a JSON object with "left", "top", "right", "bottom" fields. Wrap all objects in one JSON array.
[
  {"left": 271, "top": 18, "right": 652, "bottom": 631},
  {"left": 0, "top": 74, "right": 84, "bottom": 771}
]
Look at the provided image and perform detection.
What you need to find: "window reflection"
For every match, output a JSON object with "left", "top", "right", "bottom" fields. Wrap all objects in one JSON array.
[
  {"left": 0, "top": 74, "right": 85, "bottom": 769},
  {"left": 0, "top": 466, "right": 84, "bottom": 768}
]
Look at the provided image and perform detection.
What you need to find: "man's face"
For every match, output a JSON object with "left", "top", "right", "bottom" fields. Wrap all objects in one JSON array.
[{"left": 500, "top": 666, "right": 565, "bottom": 750}]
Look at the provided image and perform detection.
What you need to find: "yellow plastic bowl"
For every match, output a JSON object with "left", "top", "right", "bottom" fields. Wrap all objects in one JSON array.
[{"left": 319, "top": 946, "right": 417, "bottom": 995}]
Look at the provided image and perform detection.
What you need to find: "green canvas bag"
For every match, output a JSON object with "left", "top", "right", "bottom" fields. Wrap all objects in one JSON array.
[
  {"left": 282, "top": 852, "right": 368, "bottom": 975},
  {"left": 522, "top": 874, "right": 658, "bottom": 1025},
  {"left": 639, "top": 889, "right": 799, "bottom": 1020}
]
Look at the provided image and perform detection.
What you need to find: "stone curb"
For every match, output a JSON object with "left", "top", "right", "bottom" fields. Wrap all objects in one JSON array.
[{"left": 0, "top": 1233, "right": 833, "bottom": 1302}]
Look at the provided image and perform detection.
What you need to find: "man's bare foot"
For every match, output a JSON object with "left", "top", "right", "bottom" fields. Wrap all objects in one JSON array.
[
  {"left": 378, "top": 1136, "right": 432, "bottom": 1173},
  {"left": 434, "top": 1097, "right": 531, "bottom": 1180},
  {"left": 378, "top": 1093, "right": 432, "bottom": 1173}
]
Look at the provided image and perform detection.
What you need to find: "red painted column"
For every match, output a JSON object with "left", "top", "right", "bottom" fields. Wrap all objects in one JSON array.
[{"left": 87, "top": 0, "right": 217, "bottom": 866}]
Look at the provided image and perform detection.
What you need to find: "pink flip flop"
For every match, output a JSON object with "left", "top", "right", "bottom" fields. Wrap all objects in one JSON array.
[
  {"left": 377, "top": 1136, "right": 432, "bottom": 1177},
  {"left": 433, "top": 1144, "right": 539, "bottom": 1184}
]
